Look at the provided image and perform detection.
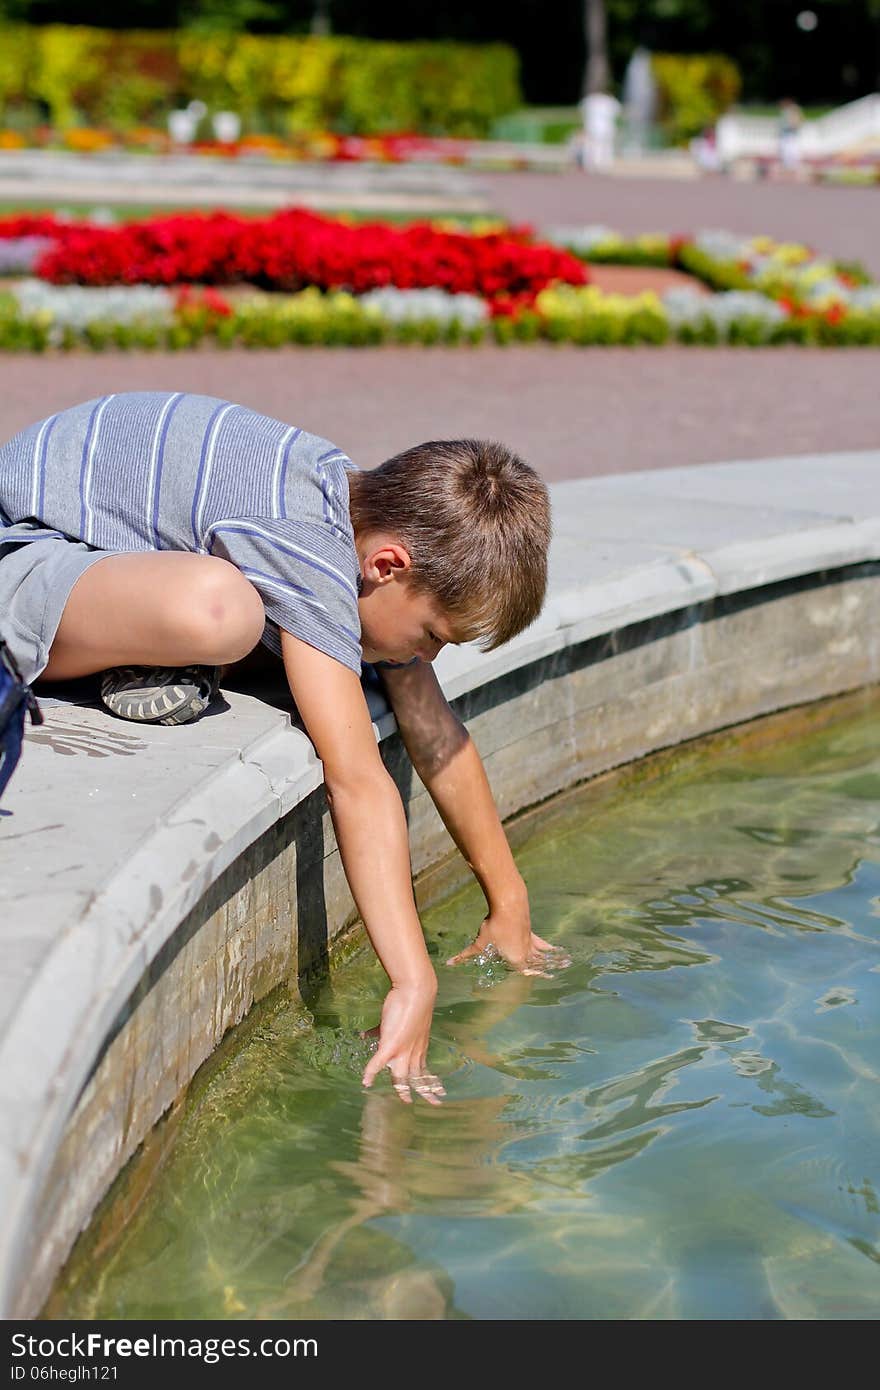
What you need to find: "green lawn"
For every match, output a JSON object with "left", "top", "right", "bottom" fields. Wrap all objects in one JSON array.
[
  {"left": 0, "top": 202, "right": 491, "bottom": 225},
  {"left": 491, "top": 102, "right": 841, "bottom": 147},
  {"left": 734, "top": 104, "right": 835, "bottom": 119},
  {"left": 491, "top": 107, "right": 581, "bottom": 144}
]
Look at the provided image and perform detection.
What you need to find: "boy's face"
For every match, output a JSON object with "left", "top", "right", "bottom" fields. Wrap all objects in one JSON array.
[
  {"left": 359, "top": 579, "right": 459, "bottom": 666},
  {"left": 356, "top": 536, "right": 461, "bottom": 666}
]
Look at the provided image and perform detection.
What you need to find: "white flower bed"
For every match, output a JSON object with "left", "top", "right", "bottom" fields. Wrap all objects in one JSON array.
[
  {"left": 358, "top": 287, "right": 489, "bottom": 326},
  {"left": 692, "top": 229, "right": 750, "bottom": 262},
  {"left": 663, "top": 288, "right": 788, "bottom": 329},
  {"left": 545, "top": 225, "right": 618, "bottom": 254},
  {"left": 849, "top": 286, "right": 880, "bottom": 310},
  {"left": 11, "top": 279, "right": 176, "bottom": 329}
]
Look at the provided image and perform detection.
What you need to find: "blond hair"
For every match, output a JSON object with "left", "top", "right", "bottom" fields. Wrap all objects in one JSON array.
[{"left": 348, "top": 440, "right": 550, "bottom": 650}]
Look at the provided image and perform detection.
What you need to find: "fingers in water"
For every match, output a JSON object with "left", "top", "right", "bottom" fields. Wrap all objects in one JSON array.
[
  {"left": 362, "top": 1040, "right": 393, "bottom": 1087},
  {"left": 524, "top": 956, "right": 571, "bottom": 976},
  {"left": 389, "top": 1071, "right": 445, "bottom": 1105},
  {"left": 411, "top": 1076, "right": 444, "bottom": 1106},
  {"left": 447, "top": 944, "right": 571, "bottom": 976},
  {"left": 446, "top": 939, "right": 502, "bottom": 968},
  {"left": 545, "top": 951, "right": 573, "bottom": 970},
  {"left": 445, "top": 943, "right": 483, "bottom": 966},
  {"left": 531, "top": 936, "right": 571, "bottom": 961},
  {"left": 391, "top": 1079, "right": 413, "bottom": 1104},
  {"left": 412, "top": 1073, "right": 446, "bottom": 1096}
]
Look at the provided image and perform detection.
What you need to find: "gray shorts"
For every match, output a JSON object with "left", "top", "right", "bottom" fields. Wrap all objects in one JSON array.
[{"left": 0, "top": 522, "right": 110, "bottom": 683}]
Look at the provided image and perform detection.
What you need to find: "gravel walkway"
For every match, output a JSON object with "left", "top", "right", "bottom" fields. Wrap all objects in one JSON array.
[{"left": 1, "top": 346, "right": 878, "bottom": 481}]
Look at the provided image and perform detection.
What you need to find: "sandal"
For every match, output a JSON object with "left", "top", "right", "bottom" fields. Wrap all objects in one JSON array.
[{"left": 99, "top": 665, "right": 221, "bottom": 726}]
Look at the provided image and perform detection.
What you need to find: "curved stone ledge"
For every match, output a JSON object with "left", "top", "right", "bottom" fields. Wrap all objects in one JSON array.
[{"left": 1, "top": 451, "right": 879, "bottom": 1317}]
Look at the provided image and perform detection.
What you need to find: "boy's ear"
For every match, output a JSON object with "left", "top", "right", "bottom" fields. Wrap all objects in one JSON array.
[{"left": 362, "top": 540, "right": 413, "bottom": 585}]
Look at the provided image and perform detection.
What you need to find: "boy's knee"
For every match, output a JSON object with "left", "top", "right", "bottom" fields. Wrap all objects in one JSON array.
[{"left": 180, "top": 559, "right": 264, "bottom": 663}]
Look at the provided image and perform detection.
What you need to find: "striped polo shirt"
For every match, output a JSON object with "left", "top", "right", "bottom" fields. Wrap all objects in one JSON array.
[{"left": 0, "top": 391, "right": 362, "bottom": 673}]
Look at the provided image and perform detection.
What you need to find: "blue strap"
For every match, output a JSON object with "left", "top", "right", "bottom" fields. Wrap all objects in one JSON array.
[{"left": 0, "top": 640, "right": 42, "bottom": 803}]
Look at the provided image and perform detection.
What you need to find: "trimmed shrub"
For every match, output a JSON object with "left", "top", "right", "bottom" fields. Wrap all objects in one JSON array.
[
  {"left": 651, "top": 53, "right": 741, "bottom": 144},
  {"left": 0, "top": 25, "right": 35, "bottom": 121},
  {"left": 0, "top": 24, "right": 520, "bottom": 137}
]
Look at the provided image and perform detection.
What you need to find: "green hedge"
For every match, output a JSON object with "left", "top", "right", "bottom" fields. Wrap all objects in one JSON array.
[
  {"left": 675, "top": 243, "right": 752, "bottom": 291},
  {"left": 651, "top": 53, "right": 742, "bottom": 144},
  {"left": 0, "top": 25, "right": 521, "bottom": 136}
]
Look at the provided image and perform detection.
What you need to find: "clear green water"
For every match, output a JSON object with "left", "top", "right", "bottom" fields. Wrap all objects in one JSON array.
[{"left": 50, "top": 697, "right": 880, "bottom": 1320}]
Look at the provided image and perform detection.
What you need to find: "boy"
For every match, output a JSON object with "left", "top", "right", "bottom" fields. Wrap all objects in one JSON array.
[{"left": 0, "top": 392, "right": 559, "bottom": 1104}]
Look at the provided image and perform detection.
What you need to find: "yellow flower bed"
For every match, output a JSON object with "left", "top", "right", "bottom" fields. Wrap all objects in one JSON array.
[{"left": 536, "top": 284, "right": 670, "bottom": 344}]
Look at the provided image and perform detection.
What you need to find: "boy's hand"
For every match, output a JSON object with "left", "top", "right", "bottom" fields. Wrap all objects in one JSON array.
[
  {"left": 362, "top": 977, "right": 445, "bottom": 1105},
  {"left": 380, "top": 662, "right": 570, "bottom": 981},
  {"left": 446, "top": 897, "right": 570, "bottom": 977},
  {"left": 280, "top": 632, "right": 446, "bottom": 1107}
]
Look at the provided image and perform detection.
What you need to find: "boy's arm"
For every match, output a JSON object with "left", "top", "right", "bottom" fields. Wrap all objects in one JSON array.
[
  {"left": 378, "top": 659, "right": 559, "bottom": 972},
  {"left": 281, "top": 631, "right": 443, "bottom": 1104}
]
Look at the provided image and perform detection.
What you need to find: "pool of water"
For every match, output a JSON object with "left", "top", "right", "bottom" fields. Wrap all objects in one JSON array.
[{"left": 48, "top": 694, "right": 880, "bottom": 1320}]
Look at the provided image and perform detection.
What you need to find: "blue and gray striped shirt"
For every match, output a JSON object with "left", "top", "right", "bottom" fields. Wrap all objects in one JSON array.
[{"left": 0, "top": 391, "right": 362, "bottom": 672}]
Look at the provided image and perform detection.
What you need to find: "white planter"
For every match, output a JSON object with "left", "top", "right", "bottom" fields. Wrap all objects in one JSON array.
[
  {"left": 212, "top": 111, "right": 242, "bottom": 144},
  {"left": 167, "top": 109, "right": 197, "bottom": 145}
]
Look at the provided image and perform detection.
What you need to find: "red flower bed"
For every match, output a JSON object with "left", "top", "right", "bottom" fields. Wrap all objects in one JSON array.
[
  {"left": 0, "top": 127, "right": 543, "bottom": 168},
  {"left": 22, "top": 210, "right": 588, "bottom": 302},
  {"left": 0, "top": 214, "right": 71, "bottom": 240}
]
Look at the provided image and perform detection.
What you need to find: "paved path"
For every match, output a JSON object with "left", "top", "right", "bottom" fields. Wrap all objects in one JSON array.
[
  {"left": 483, "top": 171, "right": 880, "bottom": 279},
  {"left": 2, "top": 346, "right": 878, "bottom": 481},
  {"left": 0, "top": 150, "right": 486, "bottom": 214}
]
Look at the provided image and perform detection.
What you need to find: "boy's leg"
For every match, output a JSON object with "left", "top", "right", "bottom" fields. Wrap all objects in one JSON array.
[{"left": 41, "top": 552, "right": 265, "bottom": 682}]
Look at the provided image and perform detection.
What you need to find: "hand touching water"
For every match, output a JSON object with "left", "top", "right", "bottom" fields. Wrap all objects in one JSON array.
[
  {"left": 446, "top": 892, "right": 571, "bottom": 977},
  {"left": 361, "top": 978, "right": 446, "bottom": 1106}
]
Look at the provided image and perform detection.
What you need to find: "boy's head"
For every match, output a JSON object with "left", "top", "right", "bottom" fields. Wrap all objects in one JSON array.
[{"left": 348, "top": 439, "right": 551, "bottom": 666}]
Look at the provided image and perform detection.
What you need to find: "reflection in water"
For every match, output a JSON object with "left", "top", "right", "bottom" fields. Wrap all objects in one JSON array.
[{"left": 47, "top": 692, "right": 880, "bottom": 1320}]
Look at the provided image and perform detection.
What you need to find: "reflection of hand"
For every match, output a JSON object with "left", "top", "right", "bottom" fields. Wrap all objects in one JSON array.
[
  {"left": 446, "top": 904, "right": 570, "bottom": 977},
  {"left": 361, "top": 978, "right": 446, "bottom": 1105}
]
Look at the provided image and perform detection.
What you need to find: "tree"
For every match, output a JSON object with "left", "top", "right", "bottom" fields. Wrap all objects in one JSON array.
[
  {"left": 583, "top": 0, "right": 610, "bottom": 95},
  {"left": 179, "top": 0, "right": 286, "bottom": 29}
]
